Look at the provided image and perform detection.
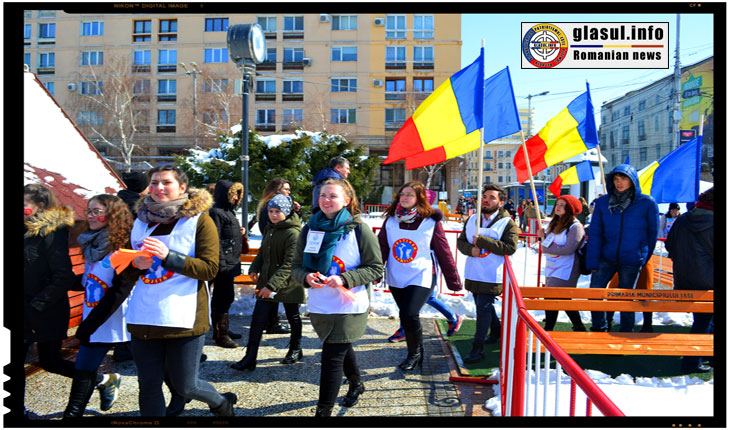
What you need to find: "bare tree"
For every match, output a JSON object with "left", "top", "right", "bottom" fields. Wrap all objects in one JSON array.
[{"left": 193, "top": 66, "right": 242, "bottom": 146}]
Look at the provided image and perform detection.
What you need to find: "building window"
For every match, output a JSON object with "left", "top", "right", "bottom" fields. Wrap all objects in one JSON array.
[
  {"left": 205, "top": 18, "right": 229, "bottom": 32},
  {"left": 413, "top": 46, "right": 434, "bottom": 69},
  {"left": 638, "top": 119, "right": 646, "bottom": 141},
  {"left": 283, "top": 79, "right": 303, "bottom": 101},
  {"left": 413, "top": 15, "right": 434, "bottom": 39},
  {"left": 331, "top": 108, "right": 356, "bottom": 124},
  {"left": 204, "top": 48, "right": 228, "bottom": 63},
  {"left": 24, "top": 53, "right": 31, "bottom": 67},
  {"left": 39, "top": 23, "right": 55, "bottom": 39},
  {"left": 81, "top": 21, "right": 104, "bottom": 36},
  {"left": 256, "top": 47, "right": 277, "bottom": 71},
  {"left": 134, "top": 109, "right": 150, "bottom": 132},
  {"left": 157, "top": 109, "right": 176, "bottom": 133},
  {"left": 609, "top": 130, "right": 616, "bottom": 149},
  {"left": 498, "top": 176, "right": 504, "bottom": 183},
  {"left": 25, "top": 24, "right": 32, "bottom": 39},
  {"left": 654, "top": 115, "right": 659, "bottom": 131},
  {"left": 203, "top": 109, "right": 227, "bottom": 125},
  {"left": 656, "top": 143, "right": 661, "bottom": 158},
  {"left": 485, "top": 150, "right": 492, "bottom": 159},
  {"left": 80, "top": 51, "right": 103, "bottom": 66},
  {"left": 506, "top": 151, "right": 511, "bottom": 158},
  {"left": 621, "top": 150, "right": 629, "bottom": 162},
  {"left": 38, "top": 52, "right": 55, "bottom": 68},
  {"left": 386, "top": 15, "right": 406, "bottom": 39},
  {"left": 78, "top": 111, "right": 103, "bottom": 126},
  {"left": 331, "top": 46, "right": 357, "bottom": 62},
  {"left": 133, "top": 79, "right": 151, "bottom": 101},
  {"left": 255, "top": 79, "right": 276, "bottom": 93},
  {"left": 413, "top": 77, "right": 434, "bottom": 93},
  {"left": 638, "top": 100, "right": 646, "bottom": 111},
  {"left": 257, "top": 16, "right": 276, "bottom": 33},
  {"left": 133, "top": 50, "right": 151, "bottom": 72},
  {"left": 283, "top": 16, "right": 304, "bottom": 31},
  {"left": 133, "top": 20, "right": 151, "bottom": 42},
  {"left": 623, "top": 106, "right": 630, "bottom": 117},
  {"left": 640, "top": 147, "right": 647, "bottom": 162},
  {"left": 256, "top": 109, "right": 276, "bottom": 132},
  {"left": 80, "top": 81, "right": 103, "bottom": 95},
  {"left": 43, "top": 81, "right": 55, "bottom": 95},
  {"left": 385, "top": 78, "right": 406, "bottom": 100},
  {"left": 283, "top": 47, "right": 304, "bottom": 63},
  {"left": 385, "top": 108, "right": 406, "bottom": 130},
  {"left": 157, "top": 79, "right": 176, "bottom": 102},
  {"left": 282, "top": 109, "right": 303, "bottom": 130},
  {"left": 332, "top": 15, "right": 357, "bottom": 30},
  {"left": 37, "top": 10, "right": 56, "bottom": 18},
  {"left": 159, "top": 19, "right": 177, "bottom": 41},
  {"left": 385, "top": 46, "right": 406, "bottom": 69},
  {"left": 157, "top": 49, "right": 177, "bottom": 73},
  {"left": 621, "top": 125, "right": 629, "bottom": 145},
  {"left": 203, "top": 78, "right": 228, "bottom": 93},
  {"left": 331, "top": 78, "right": 356, "bottom": 93}
]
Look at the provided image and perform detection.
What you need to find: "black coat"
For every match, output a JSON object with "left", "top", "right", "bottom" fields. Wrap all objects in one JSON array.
[
  {"left": 665, "top": 208, "right": 713, "bottom": 290},
  {"left": 24, "top": 206, "right": 76, "bottom": 342},
  {"left": 117, "top": 189, "right": 143, "bottom": 220},
  {"left": 209, "top": 180, "right": 244, "bottom": 275}
]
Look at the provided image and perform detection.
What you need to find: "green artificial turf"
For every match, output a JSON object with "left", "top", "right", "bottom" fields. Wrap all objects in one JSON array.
[{"left": 437, "top": 319, "right": 713, "bottom": 381}]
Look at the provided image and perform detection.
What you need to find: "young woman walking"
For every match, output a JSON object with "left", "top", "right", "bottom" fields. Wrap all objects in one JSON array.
[{"left": 291, "top": 178, "right": 383, "bottom": 416}]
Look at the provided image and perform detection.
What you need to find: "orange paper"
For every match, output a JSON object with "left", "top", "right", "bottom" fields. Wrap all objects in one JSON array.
[{"left": 109, "top": 248, "right": 152, "bottom": 274}]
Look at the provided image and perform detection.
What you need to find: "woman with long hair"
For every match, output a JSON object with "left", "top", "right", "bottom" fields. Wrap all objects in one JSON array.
[
  {"left": 537, "top": 194, "right": 587, "bottom": 332},
  {"left": 63, "top": 194, "right": 136, "bottom": 417},
  {"left": 291, "top": 178, "right": 383, "bottom": 416},
  {"left": 378, "top": 180, "right": 462, "bottom": 371},
  {"left": 124, "top": 165, "right": 236, "bottom": 416}
]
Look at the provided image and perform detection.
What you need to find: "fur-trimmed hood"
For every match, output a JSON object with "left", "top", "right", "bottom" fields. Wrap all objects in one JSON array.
[
  {"left": 24, "top": 206, "right": 75, "bottom": 238},
  {"left": 213, "top": 180, "right": 243, "bottom": 210},
  {"left": 134, "top": 188, "right": 213, "bottom": 219}
]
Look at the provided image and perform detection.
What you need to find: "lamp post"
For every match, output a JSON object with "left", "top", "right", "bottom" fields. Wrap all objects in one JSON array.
[
  {"left": 180, "top": 62, "right": 201, "bottom": 148},
  {"left": 227, "top": 23, "right": 266, "bottom": 235}
]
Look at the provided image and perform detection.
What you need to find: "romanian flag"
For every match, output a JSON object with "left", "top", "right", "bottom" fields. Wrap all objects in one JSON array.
[
  {"left": 638, "top": 136, "right": 703, "bottom": 203},
  {"left": 513, "top": 84, "right": 599, "bottom": 184},
  {"left": 384, "top": 49, "right": 484, "bottom": 168},
  {"left": 548, "top": 160, "right": 595, "bottom": 196}
]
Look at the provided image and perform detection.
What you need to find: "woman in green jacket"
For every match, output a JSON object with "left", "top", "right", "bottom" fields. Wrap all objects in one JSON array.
[
  {"left": 291, "top": 178, "right": 383, "bottom": 417},
  {"left": 231, "top": 194, "right": 304, "bottom": 371}
]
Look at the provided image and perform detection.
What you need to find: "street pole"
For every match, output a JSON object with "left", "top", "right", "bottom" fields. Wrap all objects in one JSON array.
[
  {"left": 241, "top": 70, "right": 251, "bottom": 235},
  {"left": 672, "top": 14, "right": 682, "bottom": 150},
  {"left": 180, "top": 62, "right": 201, "bottom": 148}
]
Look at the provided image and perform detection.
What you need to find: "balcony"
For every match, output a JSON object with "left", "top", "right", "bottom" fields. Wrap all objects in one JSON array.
[
  {"left": 283, "top": 61, "right": 303, "bottom": 71},
  {"left": 255, "top": 124, "right": 275, "bottom": 132},
  {"left": 157, "top": 64, "right": 176, "bottom": 73},
  {"left": 282, "top": 93, "right": 303, "bottom": 102},
  {"left": 37, "top": 37, "right": 55, "bottom": 46},
  {"left": 255, "top": 93, "right": 276, "bottom": 102},
  {"left": 413, "top": 62, "right": 434, "bottom": 70},
  {"left": 256, "top": 62, "right": 276, "bottom": 71},
  {"left": 156, "top": 125, "right": 176, "bottom": 133},
  {"left": 385, "top": 92, "right": 406, "bottom": 101},
  {"left": 282, "top": 31, "right": 303, "bottom": 40},
  {"left": 385, "top": 121, "right": 404, "bottom": 131},
  {"left": 157, "top": 94, "right": 176, "bottom": 103},
  {"left": 132, "top": 64, "right": 151, "bottom": 73},
  {"left": 385, "top": 62, "right": 406, "bottom": 70},
  {"left": 36, "top": 66, "right": 55, "bottom": 75},
  {"left": 264, "top": 31, "right": 276, "bottom": 40},
  {"left": 133, "top": 94, "right": 151, "bottom": 102}
]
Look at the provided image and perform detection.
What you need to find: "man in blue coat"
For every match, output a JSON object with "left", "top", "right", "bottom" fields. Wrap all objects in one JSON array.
[
  {"left": 586, "top": 163, "right": 659, "bottom": 332},
  {"left": 311, "top": 156, "right": 351, "bottom": 211}
]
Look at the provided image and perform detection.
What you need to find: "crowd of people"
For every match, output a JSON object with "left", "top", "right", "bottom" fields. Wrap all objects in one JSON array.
[{"left": 23, "top": 157, "right": 714, "bottom": 418}]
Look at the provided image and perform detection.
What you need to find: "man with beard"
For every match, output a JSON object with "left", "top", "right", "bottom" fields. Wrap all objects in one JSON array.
[{"left": 456, "top": 184, "right": 519, "bottom": 363}]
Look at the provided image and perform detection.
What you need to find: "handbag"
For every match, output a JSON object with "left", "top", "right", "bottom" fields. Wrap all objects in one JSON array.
[{"left": 576, "top": 238, "right": 591, "bottom": 276}]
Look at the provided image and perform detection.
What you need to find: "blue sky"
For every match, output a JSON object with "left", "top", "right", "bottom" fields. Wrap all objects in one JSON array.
[{"left": 461, "top": 13, "right": 715, "bottom": 130}]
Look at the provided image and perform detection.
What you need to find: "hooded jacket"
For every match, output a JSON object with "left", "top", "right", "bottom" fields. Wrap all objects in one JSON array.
[
  {"left": 586, "top": 164, "right": 659, "bottom": 269},
  {"left": 665, "top": 208, "right": 713, "bottom": 290},
  {"left": 24, "top": 206, "right": 76, "bottom": 342},
  {"left": 209, "top": 180, "right": 243, "bottom": 275},
  {"left": 311, "top": 167, "right": 344, "bottom": 209}
]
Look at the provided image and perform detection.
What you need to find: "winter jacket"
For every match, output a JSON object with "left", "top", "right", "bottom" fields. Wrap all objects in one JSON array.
[
  {"left": 249, "top": 214, "right": 304, "bottom": 304},
  {"left": 576, "top": 202, "right": 590, "bottom": 225},
  {"left": 586, "top": 164, "right": 659, "bottom": 270},
  {"left": 24, "top": 206, "right": 76, "bottom": 342},
  {"left": 311, "top": 168, "right": 344, "bottom": 209},
  {"left": 209, "top": 180, "right": 243, "bottom": 275},
  {"left": 377, "top": 209, "right": 462, "bottom": 291},
  {"left": 124, "top": 188, "right": 219, "bottom": 340},
  {"left": 456, "top": 207, "right": 519, "bottom": 295},
  {"left": 665, "top": 208, "right": 713, "bottom": 290}
]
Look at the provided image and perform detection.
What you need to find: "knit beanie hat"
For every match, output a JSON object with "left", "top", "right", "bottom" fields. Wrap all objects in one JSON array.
[
  {"left": 267, "top": 194, "right": 292, "bottom": 216},
  {"left": 122, "top": 172, "right": 150, "bottom": 193},
  {"left": 668, "top": 202, "right": 680, "bottom": 211},
  {"left": 557, "top": 195, "right": 582, "bottom": 216}
]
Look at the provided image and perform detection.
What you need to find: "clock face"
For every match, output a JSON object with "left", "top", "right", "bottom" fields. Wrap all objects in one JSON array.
[{"left": 250, "top": 25, "right": 266, "bottom": 64}]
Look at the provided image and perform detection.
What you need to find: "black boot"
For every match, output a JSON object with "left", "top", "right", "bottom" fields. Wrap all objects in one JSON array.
[
  {"left": 341, "top": 380, "right": 365, "bottom": 407},
  {"left": 166, "top": 392, "right": 191, "bottom": 417},
  {"left": 281, "top": 347, "right": 303, "bottom": 364},
  {"left": 399, "top": 330, "right": 424, "bottom": 371},
  {"left": 567, "top": 311, "right": 587, "bottom": 331},
  {"left": 228, "top": 330, "right": 242, "bottom": 340},
  {"left": 230, "top": 350, "right": 257, "bottom": 371},
  {"left": 210, "top": 392, "right": 237, "bottom": 416},
  {"left": 213, "top": 313, "right": 239, "bottom": 348},
  {"left": 281, "top": 322, "right": 303, "bottom": 364},
  {"left": 463, "top": 340, "right": 485, "bottom": 363},
  {"left": 544, "top": 311, "right": 558, "bottom": 331},
  {"left": 314, "top": 404, "right": 333, "bottom": 417},
  {"left": 231, "top": 324, "right": 263, "bottom": 371},
  {"left": 63, "top": 370, "right": 98, "bottom": 418},
  {"left": 640, "top": 312, "right": 653, "bottom": 332}
]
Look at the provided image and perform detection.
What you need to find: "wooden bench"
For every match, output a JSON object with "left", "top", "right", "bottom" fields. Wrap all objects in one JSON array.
[
  {"left": 520, "top": 287, "right": 713, "bottom": 356},
  {"left": 233, "top": 248, "right": 259, "bottom": 291}
]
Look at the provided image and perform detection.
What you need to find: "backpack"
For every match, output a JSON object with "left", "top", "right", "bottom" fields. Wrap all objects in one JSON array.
[{"left": 576, "top": 237, "right": 591, "bottom": 276}]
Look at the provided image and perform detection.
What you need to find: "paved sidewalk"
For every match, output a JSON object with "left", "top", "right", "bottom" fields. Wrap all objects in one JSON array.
[{"left": 22, "top": 315, "right": 492, "bottom": 420}]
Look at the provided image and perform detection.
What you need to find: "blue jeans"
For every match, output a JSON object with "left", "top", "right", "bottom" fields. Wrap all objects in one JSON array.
[
  {"left": 75, "top": 343, "right": 114, "bottom": 372},
  {"left": 473, "top": 293, "right": 500, "bottom": 344},
  {"left": 589, "top": 260, "right": 641, "bottom": 332}
]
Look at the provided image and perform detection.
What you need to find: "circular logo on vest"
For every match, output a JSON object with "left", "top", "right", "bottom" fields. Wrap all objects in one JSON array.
[
  {"left": 141, "top": 257, "right": 175, "bottom": 284},
  {"left": 392, "top": 238, "right": 418, "bottom": 263},
  {"left": 328, "top": 256, "right": 346, "bottom": 276},
  {"left": 85, "top": 273, "right": 109, "bottom": 307},
  {"left": 478, "top": 249, "right": 491, "bottom": 258}
]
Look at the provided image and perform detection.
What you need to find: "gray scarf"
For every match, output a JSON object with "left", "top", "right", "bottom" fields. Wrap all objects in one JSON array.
[
  {"left": 608, "top": 189, "right": 634, "bottom": 214},
  {"left": 137, "top": 194, "right": 189, "bottom": 224},
  {"left": 77, "top": 228, "right": 111, "bottom": 263}
]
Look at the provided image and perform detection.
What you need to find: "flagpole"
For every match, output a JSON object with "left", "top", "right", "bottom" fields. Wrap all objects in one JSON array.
[
  {"left": 595, "top": 144, "right": 608, "bottom": 194},
  {"left": 696, "top": 114, "right": 704, "bottom": 200},
  {"left": 475, "top": 40, "right": 485, "bottom": 232},
  {"left": 519, "top": 130, "right": 543, "bottom": 229}
]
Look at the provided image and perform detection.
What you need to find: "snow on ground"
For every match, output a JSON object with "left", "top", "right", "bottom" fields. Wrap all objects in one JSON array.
[{"left": 234, "top": 212, "right": 713, "bottom": 417}]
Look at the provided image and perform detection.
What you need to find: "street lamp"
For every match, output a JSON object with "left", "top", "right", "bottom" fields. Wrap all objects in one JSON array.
[
  {"left": 180, "top": 62, "right": 201, "bottom": 148},
  {"left": 227, "top": 23, "right": 266, "bottom": 235}
]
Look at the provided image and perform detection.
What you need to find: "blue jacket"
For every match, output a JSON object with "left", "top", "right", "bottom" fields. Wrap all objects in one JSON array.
[
  {"left": 311, "top": 168, "right": 344, "bottom": 208},
  {"left": 586, "top": 163, "right": 659, "bottom": 269}
]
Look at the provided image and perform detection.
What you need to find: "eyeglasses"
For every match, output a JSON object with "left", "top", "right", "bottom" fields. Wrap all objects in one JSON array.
[
  {"left": 85, "top": 208, "right": 106, "bottom": 217},
  {"left": 399, "top": 193, "right": 416, "bottom": 198}
]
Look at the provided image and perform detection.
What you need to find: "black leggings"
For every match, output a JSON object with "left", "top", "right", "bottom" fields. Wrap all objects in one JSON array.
[
  {"left": 318, "top": 342, "right": 360, "bottom": 408},
  {"left": 210, "top": 272, "right": 236, "bottom": 314},
  {"left": 389, "top": 285, "right": 433, "bottom": 334}
]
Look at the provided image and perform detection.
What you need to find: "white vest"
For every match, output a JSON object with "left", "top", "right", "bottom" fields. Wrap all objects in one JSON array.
[
  {"left": 307, "top": 230, "right": 369, "bottom": 315},
  {"left": 385, "top": 216, "right": 436, "bottom": 289},
  {"left": 126, "top": 215, "right": 201, "bottom": 329},
  {"left": 544, "top": 224, "right": 578, "bottom": 281},
  {"left": 81, "top": 252, "right": 132, "bottom": 343},
  {"left": 464, "top": 213, "right": 511, "bottom": 283}
]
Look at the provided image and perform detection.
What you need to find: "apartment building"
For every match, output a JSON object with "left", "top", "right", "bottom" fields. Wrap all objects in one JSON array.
[{"left": 23, "top": 10, "right": 464, "bottom": 199}]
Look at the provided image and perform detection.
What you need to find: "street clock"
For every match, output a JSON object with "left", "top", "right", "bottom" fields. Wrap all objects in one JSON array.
[{"left": 227, "top": 23, "right": 266, "bottom": 65}]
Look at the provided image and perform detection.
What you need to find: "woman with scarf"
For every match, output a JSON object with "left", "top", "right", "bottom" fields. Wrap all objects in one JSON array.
[
  {"left": 291, "top": 178, "right": 383, "bottom": 417},
  {"left": 378, "top": 180, "right": 462, "bottom": 372},
  {"left": 537, "top": 194, "right": 587, "bottom": 332},
  {"left": 123, "top": 166, "right": 236, "bottom": 416},
  {"left": 63, "top": 194, "right": 135, "bottom": 417},
  {"left": 231, "top": 194, "right": 304, "bottom": 371},
  {"left": 585, "top": 163, "right": 659, "bottom": 332}
]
